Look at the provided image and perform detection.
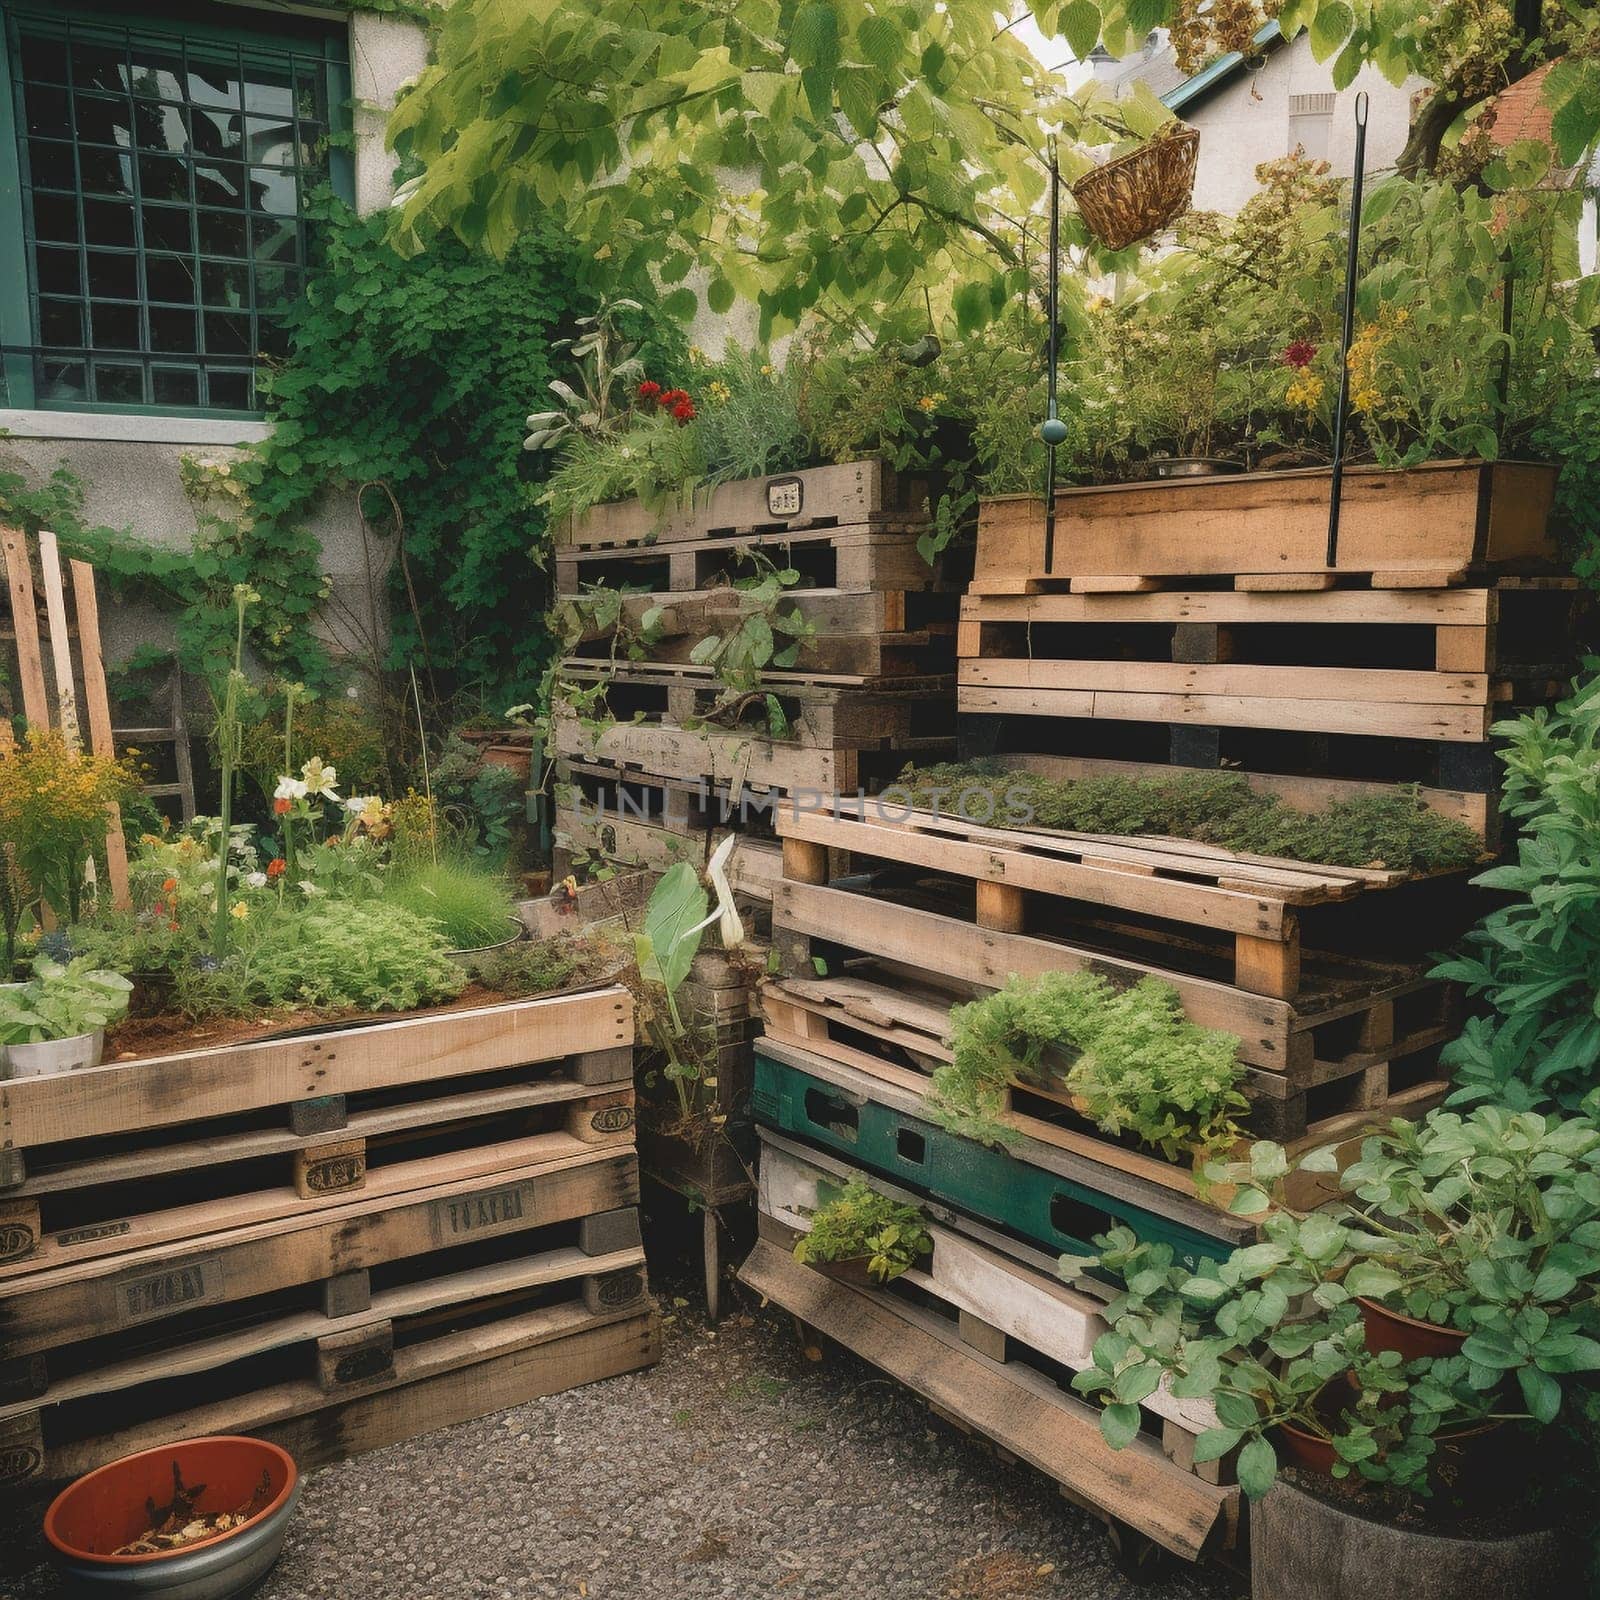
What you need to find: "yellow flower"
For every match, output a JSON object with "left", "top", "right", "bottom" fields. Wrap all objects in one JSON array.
[
  {"left": 706, "top": 380, "right": 732, "bottom": 405},
  {"left": 687, "top": 345, "right": 705, "bottom": 365},
  {"left": 230, "top": 900, "right": 250, "bottom": 920},
  {"left": 761, "top": 363, "right": 774, "bottom": 376},
  {"left": 916, "top": 391, "right": 947, "bottom": 414},
  {"left": 1285, "top": 372, "right": 1325, "bottom": 413}
]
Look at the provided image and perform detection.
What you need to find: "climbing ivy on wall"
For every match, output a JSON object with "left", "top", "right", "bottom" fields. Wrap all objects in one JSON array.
[{"left": 4, "top": 197, "right": 682, "bottom": 707}]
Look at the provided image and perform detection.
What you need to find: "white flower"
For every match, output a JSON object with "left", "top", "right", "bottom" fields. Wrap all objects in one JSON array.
[
  {"left": 297, "top": 880, "right": 325, "bottom": 897},
  {"left": 343, "top": 794, "right": 380, "bottom": 815},
  {"left": 275, "top": 775, "right": 308, "bottom": 801},
  {"left": 244, "top": 871, "right": 268, "bottom": 889},
  {"left": 299, "top": 757, "right": 340, "bottom": 799}
]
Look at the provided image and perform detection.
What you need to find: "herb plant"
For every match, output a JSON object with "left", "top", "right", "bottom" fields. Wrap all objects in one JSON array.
[
  {"left": 792, "top": 1177, "right": 934, "bottom": 1283},
  {"left": 897, "top": 762, "right": 1484, "bottom": 873},
  {"left": 0, "top": 958, "right": 133, "bottom": 1044},
  {"left": 382, "top": 856, "right": 517, "bottom": 951},
  {"left": 934, "top": 972, "right": 1246, "bottom": 1175}
]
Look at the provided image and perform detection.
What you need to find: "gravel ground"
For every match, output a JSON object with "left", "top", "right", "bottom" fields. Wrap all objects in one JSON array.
[{"left": 4, "top": 1287, "right": 1242, "bottom": 1600}]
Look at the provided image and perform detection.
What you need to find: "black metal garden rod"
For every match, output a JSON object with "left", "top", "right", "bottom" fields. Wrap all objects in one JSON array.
[
  {"left": 1040, "top": 140, "right": 1067, "bottom": 575},
  {"left": 1326, "top": 90, "right": 1371, "bottom": 571}
]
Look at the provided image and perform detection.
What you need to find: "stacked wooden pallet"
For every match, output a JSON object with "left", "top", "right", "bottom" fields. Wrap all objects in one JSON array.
[
  {"left": 550, "top": 460, "right": 961, "bottom": 896},
  {"left": 550, "top": 461, "right": 960, "bottom": 1291},
  {"left": 0, "top": 988, "right": 657, "bottom": 1488},
  {"left": 740, "top": 1128, "right": 1240, "bottom": 1565},
  {"left": 738, "top": 459, "right": 1585, "bottom": 1565}
]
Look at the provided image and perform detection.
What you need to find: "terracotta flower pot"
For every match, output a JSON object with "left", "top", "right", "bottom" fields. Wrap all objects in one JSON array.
[
  {"left": 46, "top": 1436, "right": 299, "bottom": 1598},
  {"left": 811, "top": 1249, "right": 930, "bottom": 1288},
  {"left": 1357, "top": 1296, "right": 1468, "bottom": 1361}
]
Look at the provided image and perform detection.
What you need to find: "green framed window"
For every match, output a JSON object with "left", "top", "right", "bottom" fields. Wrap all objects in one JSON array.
[{"left": 0, "top": 1, "right": 352, "bottom": 418}]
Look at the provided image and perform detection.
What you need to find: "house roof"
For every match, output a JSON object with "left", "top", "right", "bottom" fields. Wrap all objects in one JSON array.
[
  {"left": 1481, "top": 60, "right": 1590, "bottom": 188},
  {"left": 1161, "top": 21, "right": 1285, "bottom": 114}
]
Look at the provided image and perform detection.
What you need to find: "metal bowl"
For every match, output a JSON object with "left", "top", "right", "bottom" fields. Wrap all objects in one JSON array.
[
  {"left": 445, "top": 917, "right": 527, "bottom": 960},
  {"left": 45, "top": 1437, "right": 299, "bottom": 1600}
]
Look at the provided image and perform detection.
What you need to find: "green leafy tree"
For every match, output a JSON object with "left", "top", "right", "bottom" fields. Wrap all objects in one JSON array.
[{"left": 386, "top": 0, "right": 1176, "bottom": 339}]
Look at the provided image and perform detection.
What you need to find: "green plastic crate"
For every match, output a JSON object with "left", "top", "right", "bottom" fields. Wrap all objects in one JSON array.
[{"left": 753, "top": 1048, "right": 1236, "bottom": 1273}]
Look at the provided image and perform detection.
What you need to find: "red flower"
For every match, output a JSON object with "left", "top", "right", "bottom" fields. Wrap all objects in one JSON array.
[
  {"left": 671, "top": 400, "right": 696, "bottom": 422},
  {"left": 273, "top": 796, "right": 292, "bottom": 815},
  {"left": 267, "top": 857, "right": 287, "bottom": 879},
  {"left": 637, "top": 380, "right": 661, "bottom": 399},
  {"left": 657, "top": 387, "right": 688, "bottom": 407},
  {"left": 1280, "top": 339, "right": 1318, "bottom": 370}
]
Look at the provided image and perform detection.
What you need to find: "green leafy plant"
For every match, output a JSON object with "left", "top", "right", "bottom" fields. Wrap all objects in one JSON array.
[
  {"left": 457, "top": 931, "right": 618, "bottom": 999},
  {"left": 212, "top": 901, "right": 467, "bottom": 1016},
  {"left": 382, "top": 856, "right": 517, "bottom": 951},
  {"left": 934, "top": 972, "right": 1246, "bottom": 1176},
  {"left": 1437, "top": 673, "right": 1600, "bottom": 1114},
  {"left": 792, "top": 1176, "right": 933, "bottom": 1283},
  {"left": 0, "top": 957, "right": 133, "bottom": 1043},
  {"left": 1337, "top": 1108, "right": 1600, "bottom": 1421},
  {"left": 1064, "top": 1220, "right": 1502, "bottom": 1504},
  {"left": 898, "top": 762, "right": 1484, "bottom": 873}
]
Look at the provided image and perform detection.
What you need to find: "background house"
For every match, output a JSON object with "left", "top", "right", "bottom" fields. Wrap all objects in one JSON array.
[
  {"left": 1089, "top": 23, "right": 1599, "bottom": 273},
  {"left": 0, "top": 0, "right": 431, "bottom": 663}
]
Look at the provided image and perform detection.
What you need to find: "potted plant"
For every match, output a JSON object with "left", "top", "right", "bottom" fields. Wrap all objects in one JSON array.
[
  {"left": 792, "top": 1175, "right": 934, "bottom": 1286},
  {"left": 1065, "top": 1110, "right": 1600, "bottom": 1595},
  {"left": 0, "top": 957, "right": 133, "bottom": 1077}
]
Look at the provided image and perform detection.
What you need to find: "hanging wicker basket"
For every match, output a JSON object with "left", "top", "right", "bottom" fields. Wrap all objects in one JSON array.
[{"left": 1070, "top": 126, "right": 1200, "bottom": 251}]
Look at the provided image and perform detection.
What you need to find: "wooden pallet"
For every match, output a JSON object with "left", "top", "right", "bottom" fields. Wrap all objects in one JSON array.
[
  {"left": 760, "top": 968, "right": 1450, "bottom": 1191},
  {"left": 0, "top": 987, "right": 631, "bottom": 1184},
  {"left": 554, "top": 716, "right": 946, "bottom": 801},
  {"left": 0, "top": 1062, "right": 635, "bottom": 1278},
  {"left": 562, "top": 584, "right": 957, "bottom": 680},
  {"left": 770, "top": 878, "right": 1453, "bottom": 1079},
  {"left": 774, "top": 799, "right": 1481, "bottom": 1002},
  {"left": 753, "top": 1038, "right": 1255, "bottom": 1265},
  {"left": 970, "top": 460, "right": 1557, "bottom": 594},
  {"left": 740, "top": 1227, "right": 1236, "bottom": 1562},
  {"left": 0, "top": 1139, "right": 641, "bottom": 1368},
  {"left": 554, "top": 799, "right": 783, "bottom": 902},
  {"left": 756, "top": 1132, "right": 1229, "bottom": 1471},
  {"left": 3, "top": 1217, "right": 656, "bottom": 1487},
  {"left": 556, "top": 658, "right": 955, "bottom": 747},
  {"left": 559, "top": 460, "right": 936, "bottom": 550}
]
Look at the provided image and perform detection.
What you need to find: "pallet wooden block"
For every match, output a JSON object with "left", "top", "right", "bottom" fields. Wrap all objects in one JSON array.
[
  {"left": 553, "top": 801, "right": 783, "bottom": 902},
  {"left": 559, "top": 460, "right": 936, "bottom": 550},
  {"left": 970, "top": 460, "right": 1557, "bottom": 593},
  {"left": 738, "top": 1236, "right": 1236, "bottom": 1562}
]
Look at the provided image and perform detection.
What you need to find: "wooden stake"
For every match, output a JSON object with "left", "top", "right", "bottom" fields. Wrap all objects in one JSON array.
[
  {"left": 68, "top": 557, "right": 132, "bottom": 910},
  {"left": 1, "top": 527, "right": 48, "bottom": 727}
]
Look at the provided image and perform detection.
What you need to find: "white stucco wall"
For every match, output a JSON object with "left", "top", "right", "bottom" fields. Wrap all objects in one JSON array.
[
  {"left": 0, "top": 1, "right": 429, "bottom": 673},
  {"left": 1183, "top": 34, "right": 1417, "bottom": 214}
]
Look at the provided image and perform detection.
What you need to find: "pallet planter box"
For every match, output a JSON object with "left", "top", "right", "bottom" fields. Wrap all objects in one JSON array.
[
  {"left": 752, "top": 1040, "right": 1252, "bottom": 1270},
  {"left": 971, "top": 459, "right": 1559, "bottom": 594},
  {"left": 0, "top": 987, "right": 658, "bottom": 1486}
]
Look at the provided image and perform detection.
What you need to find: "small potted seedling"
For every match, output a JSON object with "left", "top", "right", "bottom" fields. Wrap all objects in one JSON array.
[
  {"left": 0, "top": 957, "right": 132, "bottom": 1077},
  {"left": 792, "top": 1176, "right": 933, "bottom": 1286}
]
